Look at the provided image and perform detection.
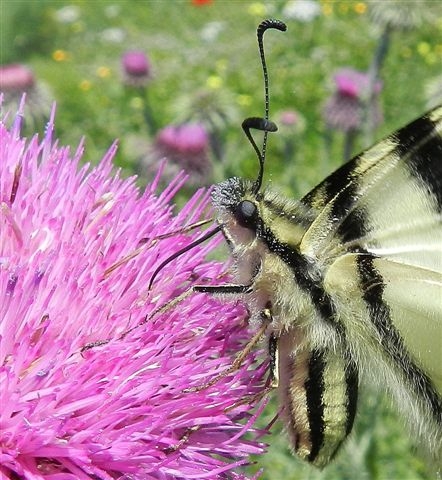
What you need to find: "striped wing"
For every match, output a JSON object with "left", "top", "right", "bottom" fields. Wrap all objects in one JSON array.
[
  {"left": 324, "top": 255, "right": 442, "bottom": 391},
  {"left": 300, "top": 105, "right": 442, "bottom": 457},
  {"left": 300, "top": 105, "right": 441, "bottom": 268}
]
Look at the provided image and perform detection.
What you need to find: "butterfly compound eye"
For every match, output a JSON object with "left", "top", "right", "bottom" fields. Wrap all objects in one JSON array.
[{"left": 235, "top": 200, "right": 258, "bottom": 229}]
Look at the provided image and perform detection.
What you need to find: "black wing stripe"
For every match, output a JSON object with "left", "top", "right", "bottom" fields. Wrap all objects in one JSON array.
[
  {"left": 336, "top": 205, "right": 368, "bottom": 246},
  {"left": 305, "top": 349, "right": 326, "bottom": 463},
  {"left": 356, "top": 254, "right": 442, "bottom": 425},
  {"left": 392, "top": 111, "right": 439, "bottom": 155},
  {"left": 302, "top": 160, "right": 358, "bottom": 210},
  {"left": 403, "top": 135, "right": 442, "bottom": 212},
  {"left": 304, "top": 349, "right": 359, "bottom": 464},
  {"left": 260, "top": 222, "right": 339, "bottom": 328},
  {"left": 344, "top": 356, "right": 359, "bottom": 436}
]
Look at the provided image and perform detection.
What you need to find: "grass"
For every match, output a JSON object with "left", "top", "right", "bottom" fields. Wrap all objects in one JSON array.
[{"left": 1, "top": 1, "right": 441, "bottom": 479}]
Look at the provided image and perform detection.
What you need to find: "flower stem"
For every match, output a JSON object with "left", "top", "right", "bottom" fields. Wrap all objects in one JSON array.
[{"left": 364, "top": 25, "right": 392, "bottom": 145}]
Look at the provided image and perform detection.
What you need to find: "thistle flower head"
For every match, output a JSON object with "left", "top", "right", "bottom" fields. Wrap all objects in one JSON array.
[
  {"left": 0, "top": 102, "right": 268, "bottom": 478},
  {"left": 0, "top": 64, "right": 35, "bottom": 91},
  {"left": 146, "top": 122, "right": 212, "bottom": 187},
  {"left": 0, "top": 64, "right": 52, "bottom": 132},
  {"left": 157, "top": 123, "right": 209, "bottom": 155},
  {"left": 334, "top": 68, "right": 382, "bottom": 99},
  {"left": 323, "top": 68, "right": 383, "bottom": 132},
  {"left": 277, "top": 109, "right": 306, "bottom": 134},
  {"left": 121, "top": 50, "right": 152, "bottom": 87}
]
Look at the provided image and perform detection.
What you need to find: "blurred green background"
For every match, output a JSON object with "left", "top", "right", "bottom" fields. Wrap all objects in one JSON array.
[{"left": 1, "top": 1, "right": 441, "bottom": 479}]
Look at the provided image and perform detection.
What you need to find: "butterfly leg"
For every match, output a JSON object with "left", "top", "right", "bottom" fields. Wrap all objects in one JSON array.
[
  {"left": 163, "top": 425, "right": 201, "bottom": 454},
  {"left": 193, "top": 283, "right": 253, "bottom": 294},
  {"left": 183, "top": 303, "right": 273, "bottom": 393},
  {"left": 81, "top": 283, "right": 253, "bottom": 354},
  {"left": 223, "top": 307, "right": 280, "bottom": 413}
]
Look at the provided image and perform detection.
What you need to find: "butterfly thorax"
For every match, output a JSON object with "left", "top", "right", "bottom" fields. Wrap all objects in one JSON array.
[{"left": 211, "top": 177, "right": 338, "bottom": 339}]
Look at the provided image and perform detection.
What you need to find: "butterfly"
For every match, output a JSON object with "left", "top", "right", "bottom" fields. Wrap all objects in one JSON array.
[{"left": 151, "top": 18, "right": 441, "bottom": 469}]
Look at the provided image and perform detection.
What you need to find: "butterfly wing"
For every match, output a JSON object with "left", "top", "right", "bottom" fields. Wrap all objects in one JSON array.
[
  {"left": 324, "top": 255, "right": 442, "bottom": 389},
  {"left": 299, "top": 105, "right": 442, "bottom": 458},
  {"left": 300, "top": 105, "right": 441, "bottom": 266}
]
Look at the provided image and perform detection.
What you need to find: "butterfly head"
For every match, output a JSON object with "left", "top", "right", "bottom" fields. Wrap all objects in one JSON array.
[{"left": 211, "top": 176, "right": 262, "bottom": 248}]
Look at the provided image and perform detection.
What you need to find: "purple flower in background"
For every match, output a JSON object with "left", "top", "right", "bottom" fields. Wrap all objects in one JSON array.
[
  {"left": 323, "top": 67, "right": 383, "bottom": 132},
  {"left": 158, "top": 123, "right": 209, "bottom": 155},
  {"left": 0, "top": 64, "right": 52, "bottom": 131},
  {"left": 0, "top": 102, "right": 268, "bottom": 479},
  {"left": 277, "top": 109, "right": 305, "bottom": 133},
  {"left": 334, "top": 69, "right": 382, "bottom": 98},
  {"left": 121, "top": 50, "right": 157, "bottom": 134},
  {"left": 122, "top": 50, "right": 152, "bottom": 87},
  {"left": 279, "top": 110, "right": 298, "bottom": 127},
  {"left": 171, "top": 87, "right": 239, "bottom": 165},
  {"left": 146, "top": 122, "right": 212, "bottom": 186},
  {"left": 0, "top": 63, "right": 35, "bottom": 91}
]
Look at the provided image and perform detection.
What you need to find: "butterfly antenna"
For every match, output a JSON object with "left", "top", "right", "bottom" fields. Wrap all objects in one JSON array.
[
  {"left": 243, "top": 19, "right": 286, "bottom": 194},
  {"left": 148, "top": 225, "right": 221, "bottom": 290}
]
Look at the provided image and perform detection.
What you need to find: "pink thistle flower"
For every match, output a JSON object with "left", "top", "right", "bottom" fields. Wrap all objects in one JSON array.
[
  {"left": 323, "top": 68, "right": 383, "bottom": 132},
  {"left": 121, "top": 50, "right": 152, "bottom": 87},
  {"left": 278, "top": 110, "right": 299, "bottom": 127},
  {"left": 0, "top": 64, "right": 35, "bottom": 92},
  {"left": 0, "top": 102, "right": 268, "bottom": 479},
  {"left": 146, "top": 123, "right": 212, "bottom": 187},
  {"left": 0, "top": 64, "right": 52, "bottom": 132},
  {"left": 334, "top": 68, "right": 382, "bottom": 99},
  {"left": 157, "top": 123, "right": 209, "bottom": 155},
  {"left": 276, "top": 109, "right": 306, "bottom": 135}
]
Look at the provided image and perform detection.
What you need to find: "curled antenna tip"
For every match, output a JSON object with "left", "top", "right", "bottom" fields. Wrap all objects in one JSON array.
[{"left": 242, "top": 117, "right": 278, "bottom": 134}]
